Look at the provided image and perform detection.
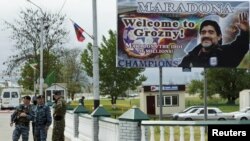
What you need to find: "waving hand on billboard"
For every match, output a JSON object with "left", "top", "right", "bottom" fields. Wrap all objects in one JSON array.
[{"left": 117, "top": 0, "right": 249, "bottom": 68}]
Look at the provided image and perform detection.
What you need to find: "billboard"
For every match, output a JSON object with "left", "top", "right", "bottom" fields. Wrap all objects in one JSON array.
[{"left": 117, "top": 0, "right": 249, "bottom": 68}]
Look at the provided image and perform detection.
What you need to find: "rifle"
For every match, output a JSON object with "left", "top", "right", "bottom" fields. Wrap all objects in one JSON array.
[
  {"left": 32, "top": 122, "right": 37, "bottom": 141},
  {"left": 11, "top": 105, "right": 24, "bottom": 123}
]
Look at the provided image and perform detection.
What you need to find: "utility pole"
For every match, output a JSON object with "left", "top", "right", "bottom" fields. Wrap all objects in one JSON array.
[{"left": 26, "top": 0, "right": 44, "bottom": 97}]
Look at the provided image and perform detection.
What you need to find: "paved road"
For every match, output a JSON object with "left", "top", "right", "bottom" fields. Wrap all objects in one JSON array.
[{"left": 0, "top": 110, "right": 70, "bottom": 141}]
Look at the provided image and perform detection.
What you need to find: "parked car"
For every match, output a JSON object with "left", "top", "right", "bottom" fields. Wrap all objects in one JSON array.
[
  {"left": 127, "top": 93, "right": 139, "bottom": 97},
  {"left": 174, "top": 107, "right": 234, "bottom": 121},
  {"left": 171, "top": 106, "right": 203, "bottom": 120},
  {"left": 232, "top": 107, "right": 250, "bottom": 120}
]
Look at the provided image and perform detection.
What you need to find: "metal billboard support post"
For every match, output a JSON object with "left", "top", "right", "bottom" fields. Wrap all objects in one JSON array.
[
  {"left": 204, "top": 68, "right": 208, "bottom": 121},
  {"left": 159, "top": 67, "right": 163, "bottom": 120}
]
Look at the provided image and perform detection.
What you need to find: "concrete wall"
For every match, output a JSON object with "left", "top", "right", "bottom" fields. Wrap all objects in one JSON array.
[
  {"left": 64, "top": 111, "right": 119, "bottom": 141},
  {"left": 99, "top": 117, "right": 119, "bottom": 141}
]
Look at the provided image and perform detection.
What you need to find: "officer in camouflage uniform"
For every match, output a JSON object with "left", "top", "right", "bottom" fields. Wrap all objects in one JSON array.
[
  {"left": 52, "top": 91, "right": 67, "bottom": 141},
  {"left": 10, "top": 95, "right": 34, "bottom": 141},
  {"left": 33, "top": 95, "right": 52, "bottom": 141}
]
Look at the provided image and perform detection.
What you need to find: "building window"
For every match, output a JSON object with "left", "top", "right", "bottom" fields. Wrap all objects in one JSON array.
[
  {"left": 3, "top": 92, "right": 10, "bottom": 98},
  {"left": 165, "top": 96, "right": 171, "bottom": 105},
  {"left": 172, "top": 96, "right": 178, "bottom": 105},
  {"left": 157, "top": 95, "right": 179, "bottom": 106},
  {"left": 11, "top": 92, "right": 18, "bottom": 98}
]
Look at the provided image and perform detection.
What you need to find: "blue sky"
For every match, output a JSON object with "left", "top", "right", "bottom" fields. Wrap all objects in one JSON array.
[{"left": 0, "top": 0, "right": 203, "bottom": 84}]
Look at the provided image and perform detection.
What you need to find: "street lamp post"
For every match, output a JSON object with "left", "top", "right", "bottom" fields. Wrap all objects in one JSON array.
[{"left": 26, "top": 0, "right": 44, "bottom": 97}]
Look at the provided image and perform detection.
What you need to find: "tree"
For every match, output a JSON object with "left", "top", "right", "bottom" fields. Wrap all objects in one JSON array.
[
  {"left": 187, "top": 79, "right": 203, "bottom": 97},
  {"left": 3, "top": 8, "right": 68, "bottom": 90},
  {"left": 81, "top": 30, "right": 146, "bottom": 105},
  {"left": 187, "top": 68, "right": 250, "bottom": 104},
  {"left": 18, "top": 53, "right": 62, "bottom": 90},
  {"left": 59, "top": 48, "right": 90, "bottom": 100}
]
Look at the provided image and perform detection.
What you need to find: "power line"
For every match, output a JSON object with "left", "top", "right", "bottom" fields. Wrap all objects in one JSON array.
[{"left": 58, "top": 0, "right": 67, "bottom": 14}]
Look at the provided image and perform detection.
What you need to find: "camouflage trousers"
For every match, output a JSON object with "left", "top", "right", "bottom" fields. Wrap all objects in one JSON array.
[
  {"left": 34, "top": 125, "right": 48, "bottom": 141},
  {"left": 52, "top": 120, "right": 65, "bottom": 141},
  {"left": 12, "top": 124, "right": 30, "bottom": 141}
]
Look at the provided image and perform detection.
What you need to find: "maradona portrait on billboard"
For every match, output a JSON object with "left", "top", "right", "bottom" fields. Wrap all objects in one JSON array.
[{"left": 117, "top": 0, "right": 249, "bottom": 68}]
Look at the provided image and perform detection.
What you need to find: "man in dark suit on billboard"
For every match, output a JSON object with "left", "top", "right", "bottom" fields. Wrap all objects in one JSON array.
[{"left": 178, "top": 13, "right": 249, "bottom": 68}]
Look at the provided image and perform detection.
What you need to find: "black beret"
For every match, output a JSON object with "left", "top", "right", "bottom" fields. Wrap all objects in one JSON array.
[{"left": 37, "top": 95, "right": 44, "bottom": 99}]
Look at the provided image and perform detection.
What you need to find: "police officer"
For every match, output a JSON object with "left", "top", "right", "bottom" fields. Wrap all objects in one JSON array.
[
  {"left": 52, "top": 91, "right": 67, "bottom": 141},
  {"left": 10, "top": 95, "right": 34, "bottom": 141},
  {"left": 31, "top": 95, "right": 37, "bottom": 141},
  {"left": 34, "top": 95, "right": 52, "bottom": 141}
]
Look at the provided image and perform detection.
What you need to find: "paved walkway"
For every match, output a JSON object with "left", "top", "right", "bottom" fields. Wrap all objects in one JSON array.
[{"left": 0, "top": 110, "right": 70, "bottom": 141}]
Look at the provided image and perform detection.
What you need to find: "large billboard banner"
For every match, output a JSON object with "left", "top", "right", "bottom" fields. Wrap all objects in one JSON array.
[{"left": 117, "top": 0, "right": 249, "bottom": 68}]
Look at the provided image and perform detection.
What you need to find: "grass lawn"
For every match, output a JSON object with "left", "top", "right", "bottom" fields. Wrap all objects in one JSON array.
[
  {"left": 68, "top": 96, "right": 237, "bottom": 141},
  {"left": 185, "top": 97, "right": 239, "bottom": 112},
  {"left": 69, "top": 96, "right": 239, "bottom": 118}
]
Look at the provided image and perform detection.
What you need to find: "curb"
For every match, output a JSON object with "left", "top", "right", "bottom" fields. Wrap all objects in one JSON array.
[{"left": 0, "top": 110, "right": 13, "bottom": 113}]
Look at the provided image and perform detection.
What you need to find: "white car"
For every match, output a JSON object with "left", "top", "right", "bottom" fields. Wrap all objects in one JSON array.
[
  {"left": 175, "top": 107, "right": 233, "bottom": 121},
  {"left": 172, "top": 106, "right": 203, "bottom": 120},
  {"left": 233, "top": 107, "right": 250, "bottom": 120}
]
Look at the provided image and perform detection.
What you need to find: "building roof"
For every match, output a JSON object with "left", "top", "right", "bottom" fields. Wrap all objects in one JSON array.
[{"left": 45, "top": 83, "right": 67, "bottom": 90}]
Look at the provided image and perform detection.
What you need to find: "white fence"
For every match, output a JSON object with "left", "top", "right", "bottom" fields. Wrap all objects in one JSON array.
[
  {"left": 78, "top": 114, "right": 93, "bottom": 141},
  {"left": 99, "top": 117, "right": 119, "bottom": 141},
  {"left": 62, "top": 109, "right": 250, "bottom": 141},
  {"left": 64, "top": 112, "right": 119, "bottom": 141},
  {"left": 65, "top": 112, "right": 74, "bottom": 139},
  {"left": 140, "top": 121, "right": 206, "bottom": 141}
]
